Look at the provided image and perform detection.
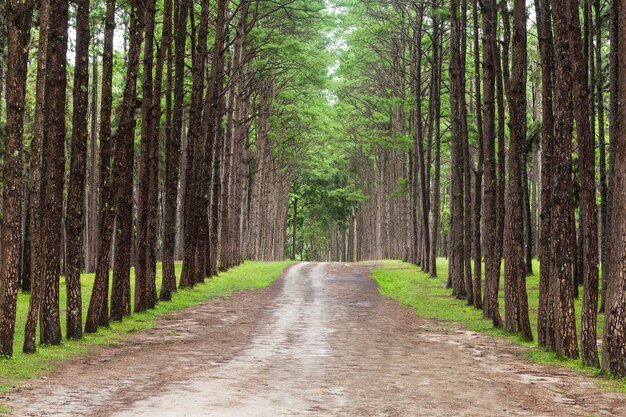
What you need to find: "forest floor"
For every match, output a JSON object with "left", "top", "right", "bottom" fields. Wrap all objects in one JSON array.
[{"left": 3, "top": 262, "right": 626, "bottom": 416}]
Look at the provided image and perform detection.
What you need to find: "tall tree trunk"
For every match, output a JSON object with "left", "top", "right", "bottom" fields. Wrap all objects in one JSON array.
[
  {"left": 596, "top": 0, "right": 608, "bottom": 313},
  {"left": 460, "top": 0, "right": 473, "bottom": 304},
  {"left": 429, "top": 6, "right": 442, "bottom": 278},
  {"left": 550, "top": 0, "right": 580, "bottom": 359},
  {"left": 220, "top": 55, "right": 235, "bottom": 270},
  {"left": 503, "top": 0, "right": 532, "bottom": 340},
  {"left": 87, "top": 48, "right": 99, "bottom": 274},
  {"left": 0, "top": 0, "right": 30, "bottom": 356},
  {"left": 413, "top": 6, "right": 428, "bottom": 273},
  {"left": 65, "top": 0, "right": 90, "bottom": 340},
  {"left": 180, "top": 0, "right": 209, "bottom": 287},
  {"left": 226, "top": 16, "right": 249, "bottom": 267},
  {"left": 564, "top": 0, "right": 600, "bottom": 367},
  {"left": 23, "top": 0, "right": 49, "bottom": 353},
  {"left": 234, "top": 51, "right": 253, "bottom": 267},
  {"left": 148, "top": 0, "right": 169, "bottom": 307},
  {"left": 481, "top": 0, "right": 502, "bottom": 327},
  {"left": 135, "top": 0, "right": 157, "bottom": 313},
  {"left": 86, "top": 0, "right": 144, "bottom": 331},
  {"left": 472, "top": 0, "right": 483, "bottom": 309},
  {"left": 209, "top": 66, "right": 226, "bottom": 275},
  {"left": 204, "top": 0, "right": 229, "bottom": 277},
  {"left": 40, "top": 0, "right": 69, "bottom": 346},
  {"left": 605, "top": 0, "right": 619, "bottom": 317},
  {"left": 494, "top": 0, "right": 507, "bottom": 322},
  {"left": 535, "top": 0, "right": 556, "bottom": 351},
  {"left": 85, "top": 0, "right": 115, "bottom": 331},
  {"left": 602, "top": 0, "right": 626, "bottom": 377},
  {"left": 161, "top": 0, "right": 187, "bottom": 300},
  {"left": 111, "top": 0, "right": 146, "bottom": 320},
  {"left": 448, "top": 0, "right": 466, "bottom": 299}
]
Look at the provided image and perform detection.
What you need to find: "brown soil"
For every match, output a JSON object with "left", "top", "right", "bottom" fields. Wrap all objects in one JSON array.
[{"left": 4, "top": 262, "right": 626, "bottom": 416}]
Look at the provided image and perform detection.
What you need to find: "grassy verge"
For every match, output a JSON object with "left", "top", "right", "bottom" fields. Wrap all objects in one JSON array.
[
  {"left": 0, "top": 260, "right": 293, "bottom": 393},
  {"left": 372, "top": 258, "right": 626, "bottom": 392}
]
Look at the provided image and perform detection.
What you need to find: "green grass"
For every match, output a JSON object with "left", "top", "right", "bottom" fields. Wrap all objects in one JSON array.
[
  {"left": 0, "top": 260, "right": 293, "bottom": 391},
  {"left": 372, "top": 258, "right": 626, "bottom": 391}
]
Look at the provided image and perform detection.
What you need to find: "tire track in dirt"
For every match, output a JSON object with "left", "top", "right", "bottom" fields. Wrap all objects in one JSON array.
[{"left": 4, "top": 262, "right": 626, "bottom": 416}]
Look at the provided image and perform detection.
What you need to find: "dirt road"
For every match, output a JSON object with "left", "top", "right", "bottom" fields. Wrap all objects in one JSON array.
[{"left": 5, "top": 262, "right": 626, "bottom": 416}]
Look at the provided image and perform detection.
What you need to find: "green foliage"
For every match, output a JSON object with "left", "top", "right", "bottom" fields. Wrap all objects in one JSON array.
[
  {"left": 287, "top": 135, "right": 364, "bottom": 259},
  {"left": 242, "top": 1, "right": 372, "bottom": 260},
  {"left": 257, "top": 3, "right": 333, "bottom": 167}
]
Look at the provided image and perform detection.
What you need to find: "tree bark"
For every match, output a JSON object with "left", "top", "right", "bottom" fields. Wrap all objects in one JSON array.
[
  {"left": 180, "top": 0, "right": 209, "bottom": 287},
  {"left": 0, "top": 0, "right": 30, "bottom": 356},
  {"left": 503, "top": 0, "right": 532, "bottom": 340},
  {"left": 494, "top": 1, "right": 507, "bottom": 324},
  {"left": 40, "top": 0, "right": 69, "bottom": 346},
  {"left": 550, "top": 0, "right": 580, "bottom": 359},
  {"left": 220, "top": 50, "right": 236, "bottom": 270},
  {"left": 135, "top": 0, "right": 157, "bottom": 313},
  {"left": 596, "top": 0, "right": 608, "bottom": 313},
  {"left": 147, "top": 0, "right": 169, "bottom": 307},
  {"left": 87, "top": 47, "right": 99, "bottom": 275},
  {"left": 460, "top": 0, "right": 473, "bottom": 304},
  {"left": 85, "top": 48, "right": 99, "bottom": 273},
  {"left": 204, "top": 0, "right": 229, "bottom": 277},
  {"left": 87, "top": 0, "right": 145, "bottom": 331},
  {"left": 472, "top": 0, "right": 483, "bottom": 309},
  {"left": 111, "top": 0, "right": 146, "bottom": 320},
  {"left": 601, "top": 0, "right": 626, "bottom": 377},
  {"left": 161, "top": 0, "right": 188, "bottom": 300},
  {"left": 428, "top": 6, "right": 442, "bottom": 278},
  {"left": 23, "top": 0, "right": 49, "bottom": 353},
  {"left": 412, "top": 5, "right": 428, "bottom": 273},
  {"left": 481, "top": 0, "right": 502, "bottom": 327},
  {"left": 535, "top": 0, "right": 556, "bottom": 351},
  {"left": 448, "top": 0, "right": 466, "bottom": 299},
  {"left": 65, "top": 0, "right": 90, "bottom": 340},
  {"left": 604, "top": 0, "right": 619, "bottom": 315},
  {"left": 564, "top": 0, "right": 600, "bottom": 367},
  {"left": 85, "top": 0, "right": 115, "bottom": 331}
]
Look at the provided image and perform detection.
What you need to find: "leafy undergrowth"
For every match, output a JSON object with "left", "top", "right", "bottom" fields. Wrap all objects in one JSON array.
[
  {"left": 371, "top": 259, "right": 626, "bottom": 392},
  {"left": 0, "top": 260, "right": 293, "bottom": 393}
]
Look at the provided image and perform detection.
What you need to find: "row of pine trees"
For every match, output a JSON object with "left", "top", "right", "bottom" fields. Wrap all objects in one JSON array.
[
  {"left": 0, "top": 0, "right": 327, "bottom": 357},
  {"left": 326, "top": 0, "right": 626, "bottom": 377}
]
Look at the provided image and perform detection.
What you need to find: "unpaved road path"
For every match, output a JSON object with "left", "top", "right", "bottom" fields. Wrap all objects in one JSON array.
[{"left": 4, "top": 262, "right": 626, "bottom": 416}]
